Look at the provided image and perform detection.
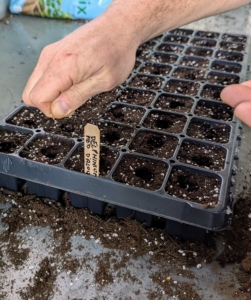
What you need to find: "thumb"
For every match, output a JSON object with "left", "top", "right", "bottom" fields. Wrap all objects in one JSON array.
[
  {"left": 221, "top": 84, "right": 251, "bottom": 126},
  {"left": 50, "top": 73, "right": 116, "bottom": 118}
]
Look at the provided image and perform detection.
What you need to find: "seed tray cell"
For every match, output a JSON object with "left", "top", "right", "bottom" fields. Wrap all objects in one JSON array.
[
  {"left": 185, "top": 47, "right": 213, "bottom": 57},
  {"left": 153, "top": 93, "right": 194, "bottom": 113},
  {"left": 0, "top": 29, "right": 249, "bottom": 237}
]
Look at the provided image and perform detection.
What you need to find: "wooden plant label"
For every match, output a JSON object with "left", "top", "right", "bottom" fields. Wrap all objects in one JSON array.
[{"left": 84, "top": 123, "right": 100, "bottom": 177}]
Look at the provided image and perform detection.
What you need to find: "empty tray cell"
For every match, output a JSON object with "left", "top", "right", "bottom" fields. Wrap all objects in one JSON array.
[
  {"left": 136, "top": 49, "right": 151, "bottom": 60},
  {"left": 0, "top": 127, "right": 32, "bottom": 154},
  {"left": 164, "top": 34, "right": 189, "bottom": 44},
  {"left": 195, "top": 31, "right": 220, "bottom": 39},
  {"left": 219, "top": 41, "right": 245, "bottom": 52},
  {"left": 170, "top": 29, "right": 193, "bottom": 36},
  {"left": 206, "top": 71, "right": 240, "bottom": 85},
  {"left": 138, "top": 62, "right": 172, "bottom": 76},
  {"left": 138, "top": 40, "right": 156, "bottom": 51},
  {"left": 190, "top": 38, "right": 217, "bottom": 48},
  {"left": 112, "top": 154, "right": 168, "bottom": 190},
  {"left": 222, "top": 33, "right": 247, "bottom": 43},
  {"left": 164, "top": 79, "right": 200, "bottom": 96},
  {"left": 102, "top": 104, "right": 145, "bottom": 126},
  {"left": 177, "top": 140, "right": 226, "bottom": 171},
  {"left": 64, "top": 144, "right": 119, "bottom": 176},
  {"left": 200, "top": 84, "right": 224, "bottom": 101},
  {"left": 98, "top": 121, "right": 134, "bottom": 148},
  {"left": 215, "top": 50, "right": 243, "bottom": 62},
  {"left": 129, "top": 74, "right": 164, "bottom": 90},
  {"left": 20, "top": 134, "right": 75, "bottom": 164},
  {"left": 150, "top": 52, "right": 178, "bottom": 64},
  {"left": 154, "top": 93, "right": 194, "bottom": 113},
  {"left": 186, "top": 118, "right": 230, "bottom": 143},
  {"left": 165, "top": 167, "right": 221, "bottom": 205},
  {"left": 194, "top": 100, "right": 233, "bottom": 121},
  {"left": 117, "top": 88, "right": 156, "bottom": 106},
  {"left": 211, "top": 60, "right": 242, "bottom": 74},
  {"left": 180, "top": 56, "right": 209, "bottom": 68},
  {"left": 157, "top": 43, "right": 184, "bottom": 54},
  {"left": 7, "top": 107, "right": 47, "bottom": 129},
  {"left": 143, "top": 110, "right": 187, "bottom": 134},
  {"left": 185, "top": 46, "right": 213, "bottom": 57},
  {"left": 172, "top": 67, "right": 205, "bottom": 81},
  {"left": 129, "top": 130, "right": 178, "bottom": 158}
]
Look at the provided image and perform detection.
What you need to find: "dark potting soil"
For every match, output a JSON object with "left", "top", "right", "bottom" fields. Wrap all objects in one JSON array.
[
  {"left": 164, "top": 35, "right": 189, "bottom": 44},
  {"left": 185, "top": 47, "right": 213, "bottom": 57},
  {"left": 164, "top": 79, "right": 200, "bottom": 96},
  {"left": 190, "top": 38, "right": 217, "bottom": 48},
  {"left": 206, "top": 72, "right": 240, "bottom": 85},
  {"left": 154, "top": 94, "right": 194, "bottom": 113},
  {"left": 129, "top": 130, "right": 178, "bottom": 159},
  {"left": 200, "top": 85, "right": 224, "bottom": 101},
  {"left": 112, "top": 154, "right": 168, "bottom": 190},
  {"left": 129, "top": 75, "right": 164, "bottom": 90},
  {"left": 98, "top": 121, "right": 134, "bottom": 148},
  {"left": 143, "top": 111, "right": 187, "bottom": 134},
  {"left": 194, "top": 101, "right": 234, "bottom": 121},
  {"left": 157, "top": 43, "right": 184, "bottom": 54},
  {"left": 101, "top": 104, "right": 146, "bottom": 126},
  {"left": 138, "top": 62, "right": 172, "bottom": 76},
  {"left": 180, "top": 56, "right": 209, "bottom": 68},
  {"left": 138, "top": 40, "right": 156, "bottom": 51},
  {"left": 165, "top": 168, "right": 221, "bottom": 205},
  {"left": 195, "top": 31, "right": 220, "bottom": 39},
  {"left": 1, "top": 184, "right": 251, "bottom": 299},
  {"left": 222, "top": 33, "right": 247, "bottom": 43},
  {"left": 0, "top": 128, "right": 32, "bottom": 154},
  {"left": 219, "top": 41, "right": 245, "bottom": 52},
  {"left": 186, "top": 120, "right": 230, "bottom": 143},
  {"left": 172, "top": 67, "right": 206, "bottom": 81},
  {"left": 20, "top": 134, "right": 75, "bottom": 164},
  {"left": 117, "top": 88, "right": 156, "bottom": 107},
  {"left": 136, "top": 49, "right": 151, "bottom": 60},
  {"left": 170, "top": 29, "right": 193, "bottom": 36},
  {"left": 150, "top": 53, "right": 178, "bottom": 64},
  {"left": 177, "top": 140, "right": 226, "bottom": 171},
  {"left": 215, "top": 51, "right": 244, "bottom": 62},
  {"left": 64, "top": 145, "right": 119, "bottom": 176},
  {"left": 211, "top": 61, "right": 242, "bottom": 74}
]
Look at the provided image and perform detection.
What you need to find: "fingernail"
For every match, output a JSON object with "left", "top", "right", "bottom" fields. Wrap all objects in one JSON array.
[{"left": 53, "top": 101, "right": 70, "bottom": 117}]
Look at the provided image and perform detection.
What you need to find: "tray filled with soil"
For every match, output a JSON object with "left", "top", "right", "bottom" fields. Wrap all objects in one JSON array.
[{"left": 0, "top": 28, "right": 249, "bottom": 239}]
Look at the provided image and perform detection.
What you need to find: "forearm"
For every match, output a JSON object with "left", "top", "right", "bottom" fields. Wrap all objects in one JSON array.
[{"left": 105, "top": 0, "right": 251, "bottom": 45}]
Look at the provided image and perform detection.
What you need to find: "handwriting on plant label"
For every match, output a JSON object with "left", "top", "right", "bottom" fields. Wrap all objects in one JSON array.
[{"left": 84, "top": 124, "right": 100, "bottom": 177}]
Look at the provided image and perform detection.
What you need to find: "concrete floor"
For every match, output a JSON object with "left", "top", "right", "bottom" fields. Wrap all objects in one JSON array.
[{"left": 1, "top": 4, "right": 251, "bottom": 300}]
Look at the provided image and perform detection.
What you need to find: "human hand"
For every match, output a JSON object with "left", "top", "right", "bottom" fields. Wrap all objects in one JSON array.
[
  {"left": 22, "top": 15, "right": 139, "bottom": 118},
  {"left": 221, "top": 81, "right": 251, "bottom": 126}
]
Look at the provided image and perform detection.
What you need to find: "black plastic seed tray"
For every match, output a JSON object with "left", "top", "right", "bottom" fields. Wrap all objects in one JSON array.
[{"left": 0, "top": 29, "right": 249, "bottom": 237}]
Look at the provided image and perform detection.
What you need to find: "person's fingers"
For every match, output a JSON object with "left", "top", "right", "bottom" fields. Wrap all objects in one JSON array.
[
  {"left": 22, "top": 44, "right": 59, "bottom": 115},
  {"left": 241, "top": 80, "right": 251, "bottom": 88},
  {"left": 221, "top": 84, "right": 251, "bottom": 126},
  {"left": 234, "top": 101, "right": 251, "bottom": 127},
  {"left": 220, "top": 84, "right": 251, "bottom": 108},
  {"left": 50, "top": 70, "right": 117, "bottom": 118}
]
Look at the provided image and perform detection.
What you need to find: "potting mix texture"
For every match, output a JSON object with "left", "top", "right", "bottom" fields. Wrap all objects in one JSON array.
[{"left": 0, "top": 29, "right": 249, "bottom": 234}]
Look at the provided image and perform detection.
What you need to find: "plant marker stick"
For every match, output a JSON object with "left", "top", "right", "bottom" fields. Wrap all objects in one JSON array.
[{"left": 84, "top": 124, "right": 100, "bottom": 176}]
